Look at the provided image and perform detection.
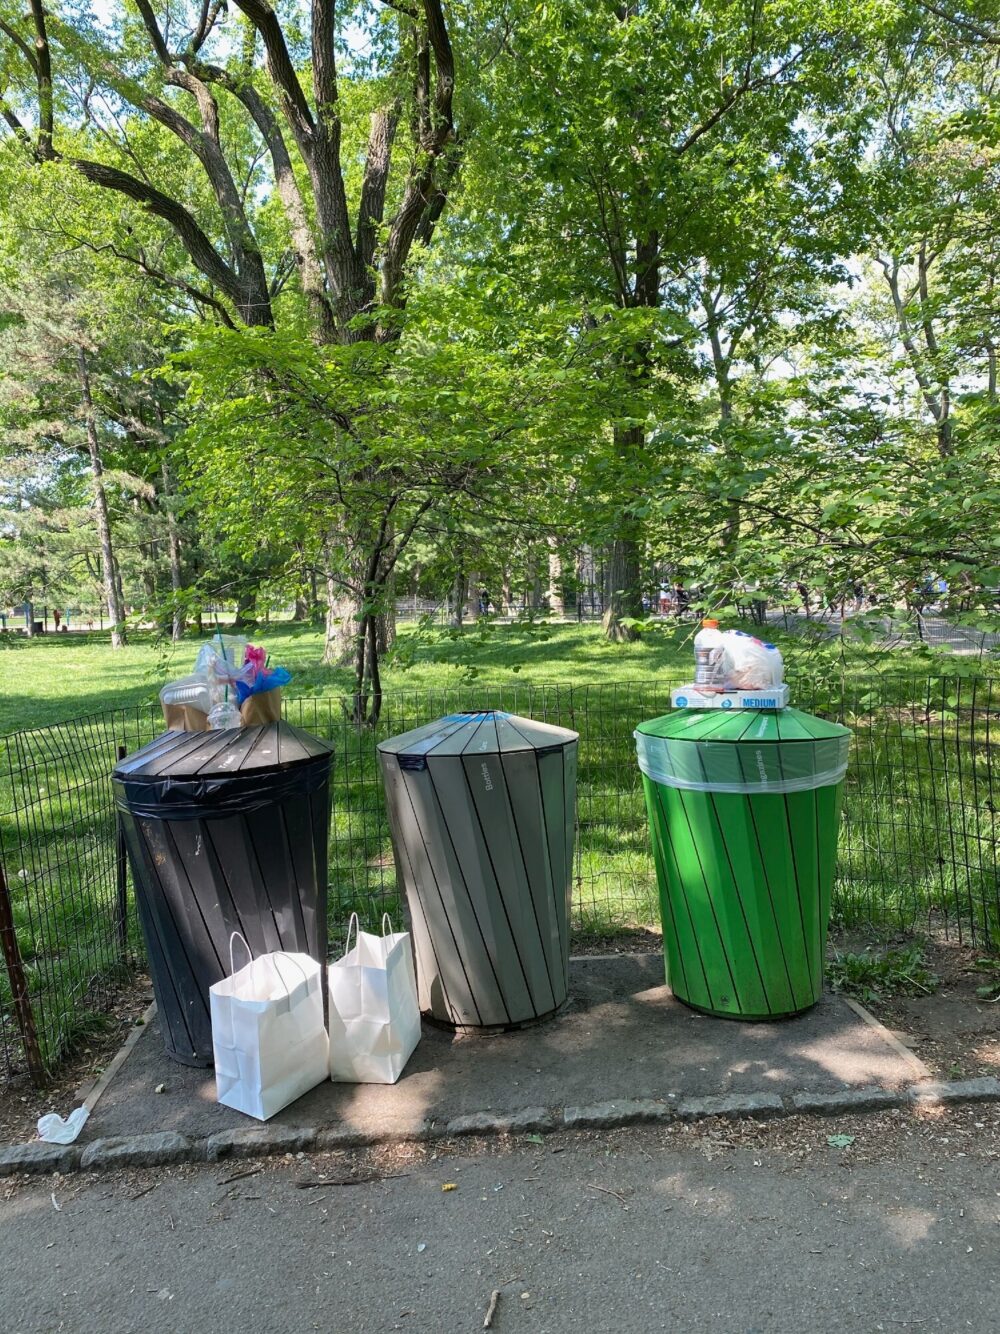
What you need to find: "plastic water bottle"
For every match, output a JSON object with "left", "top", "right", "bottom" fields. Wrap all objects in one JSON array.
[
  {"left": 693, "top": 618, "right": 727, "bottom": 685},
  {"left": 207, "top": 699, "right": 242, "bottom": 730}
]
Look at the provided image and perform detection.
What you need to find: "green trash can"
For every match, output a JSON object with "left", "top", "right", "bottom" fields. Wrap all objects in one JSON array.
[{"left": 635, "top": 707, "right": 851, "bottom": 1020}]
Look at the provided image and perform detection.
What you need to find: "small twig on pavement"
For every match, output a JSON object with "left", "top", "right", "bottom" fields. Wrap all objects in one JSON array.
[
  {"left": 586, "top": 1183, "right": 629, "bottom": 1209},
  {"left": 50, "top": 1192, "right": 61, "bottom": 1213},
  {"left": 483, "top": 1290, "right": 501, "bottom": 1329},
  {"left": 217, "top": 1168, "right": 262, "bottom": 1187},
  {"left": 294, "top": 1173, "right": 410, "bottom": 1189},
  {"left": 129, "top": 1183, "right": 157, "bottom": 1201}
]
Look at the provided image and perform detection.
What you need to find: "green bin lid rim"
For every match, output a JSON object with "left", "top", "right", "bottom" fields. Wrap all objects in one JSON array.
[{"left": 634, "top": 706, "right": 850, "bottom": 743}]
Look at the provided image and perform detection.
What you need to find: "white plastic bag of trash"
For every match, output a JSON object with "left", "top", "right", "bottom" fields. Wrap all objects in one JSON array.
[{"left": 37, "top": 1106, "right": 89, "bottom": 1144}]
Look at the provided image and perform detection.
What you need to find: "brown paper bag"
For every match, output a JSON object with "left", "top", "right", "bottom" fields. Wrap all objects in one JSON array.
[
  {"left": 240, "top": 688, "right": 282, "bottom": 726},
  {"left": 162, "top": 702, "right": 209, "bottom": 732}
]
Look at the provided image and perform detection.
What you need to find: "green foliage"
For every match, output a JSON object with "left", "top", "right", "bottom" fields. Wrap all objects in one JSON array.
[
  {"left": 827, "top": 942, "right": 940, "bottom": 1004},
  {"left": 1, "top": 0, "right": 1000, "bottom": 663}
]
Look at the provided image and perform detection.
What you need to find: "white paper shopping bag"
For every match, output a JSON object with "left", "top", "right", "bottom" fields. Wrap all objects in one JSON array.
[
  {"left": 211, "top": 935, "right": 329, "bottom": 1121},
  {"left": 329, "top": 914, "right": 422, "bottom": 1084}
]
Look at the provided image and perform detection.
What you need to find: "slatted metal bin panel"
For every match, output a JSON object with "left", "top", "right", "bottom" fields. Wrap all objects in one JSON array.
[
  {"left": 636, "top": 707, "right": 851, "bottom": 1020},
  {"left": 113, "top": 723, "right": 332, "bottom": 1066},
  {"left": 378, "top": 711, "right": 578, "bottom": 1029}
]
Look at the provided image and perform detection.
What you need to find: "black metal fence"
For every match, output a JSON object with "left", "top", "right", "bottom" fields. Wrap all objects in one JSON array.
[{"left": 3, "top": 672, "right": 1000, "bottom": 1083}]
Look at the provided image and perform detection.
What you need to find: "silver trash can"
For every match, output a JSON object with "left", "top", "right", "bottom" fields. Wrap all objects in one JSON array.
[{"left": 378, "top": 710, "right": 578, "bottom": 1029}]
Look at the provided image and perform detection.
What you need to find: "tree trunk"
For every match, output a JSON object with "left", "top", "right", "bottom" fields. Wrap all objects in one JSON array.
[
  {"left": 936, "top": 391, "right": 953, "bottom": 457},
  {"left": 293, "top": 595, "right": 309, "bottom": 621},
  {"left": 705, "top": 288, "right": 741, "bottom": 553},
  {"left": 323, "top": 576, "right": 360, "bottom": 666},
  {"left": 531, "top": 559, "right": 543, "bottom": 611},
  {"left": 602, "top": 536, "right": 643, "bottom": 642},
  {"left": 77, "top": 346, "right": 126, "bottom": 648},
  {"left": 448, "top": 567, "right": 466, "bottom": 628},
  {"left": 161, "top": 463, "right": 186, "bottom": 642},
  {"left": 233, "top": 589, "right": 256, "bottom": 628},
  {"left": 502, "top": 569, "right": 513, "bottom": 617},
  {"left": 547, "top": 537, "right": 565, "bottom": 617},
  {"left": 375, "top": 603, "right": 396, "bottom": 655}
]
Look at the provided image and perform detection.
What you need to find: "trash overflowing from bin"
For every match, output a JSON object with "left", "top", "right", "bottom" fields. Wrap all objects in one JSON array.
[
  {"left": 674, "top": 619, "right": 789, "bottom": 710},
  {"left": 159, "top": 633, "right": 291, "bottom": 731},
  {"left": 112, "top": 721, "right": 333, "bottom": 1067}
]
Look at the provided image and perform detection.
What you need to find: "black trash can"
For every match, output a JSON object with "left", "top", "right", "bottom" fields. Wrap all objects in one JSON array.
[
  {"left": 113, "top": 722, "right": 333, "bottom": 1066},
  {"left": 378, "top": 710, "right": 578, "bottom": 1030}
]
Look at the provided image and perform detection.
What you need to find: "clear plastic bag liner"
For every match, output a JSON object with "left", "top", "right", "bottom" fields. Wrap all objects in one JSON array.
[
  {"left": 113, "top": 756, "right": 331, "bottom": 821},
  {"left": 634, "top": 729, "right": 849, "bottom": 794}
]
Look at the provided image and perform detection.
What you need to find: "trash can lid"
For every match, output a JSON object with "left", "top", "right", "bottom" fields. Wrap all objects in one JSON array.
[
  {"left": 635, "top": 706, "right": 850, "bottom": 745},
  {"left": 378, "top": 710, "right": 578, "bottom": 758},
  {"left": 113, "top": 721, "right": 332, "bottom": 781},
  {"left": 634, "top": 707, "right": 850, "bottom": 795}
]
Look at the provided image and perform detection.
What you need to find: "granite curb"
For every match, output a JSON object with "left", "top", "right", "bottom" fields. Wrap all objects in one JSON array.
[{"left": 5, "top": 1077, "right": 1000, "bottom": 1178}]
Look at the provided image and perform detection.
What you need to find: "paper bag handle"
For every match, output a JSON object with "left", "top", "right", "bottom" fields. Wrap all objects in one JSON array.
[
  {"left": 343, "top": 912, "right": 360, "bottom": 958},
  {"left": 381, "top": 913, "right": 394, "bottom": 938},
  {"left": 271, "top": 950, "right": 313, "bottom": 1009},
  {"left": 229, "top": 930, "right": 253, "bottom": 976}
]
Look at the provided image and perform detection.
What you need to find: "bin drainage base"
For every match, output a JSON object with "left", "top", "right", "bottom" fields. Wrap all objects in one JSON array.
[
  {"left": 424, "top": 998, "right": 570, "bottom": 1037},
  {"left": 674, "top": 994, "right": 819, "bottom": 1023}
]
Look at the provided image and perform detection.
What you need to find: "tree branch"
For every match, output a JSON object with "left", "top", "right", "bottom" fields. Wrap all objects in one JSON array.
[
  {"left": 675, "top": 45, "right": 810, "bottom": 156},
  {"left": 69, "top": 157, "right": 251, "bottom": 315},
  {"left": 915, "top": 0, "right": 999, "bottom": 43},
  {"left": 27, "top": 0, "right": 54, "bottom": 157},
  {"left": 0, "top": 18, "right": 37, "bottom": 71},
  {"left": 357, "top": 101, "right": 401, "bottom": 268},
  {"left": 379, "top": 0, "right": 456, "bottom": 309},
  {"left": 230, "top": 0, "right": 315, "bottom": 147}
]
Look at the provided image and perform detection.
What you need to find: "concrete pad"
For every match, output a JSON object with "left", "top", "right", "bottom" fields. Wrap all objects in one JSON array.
[{"left": 82, "top": 954, "right": 923, "bottom": 1144}]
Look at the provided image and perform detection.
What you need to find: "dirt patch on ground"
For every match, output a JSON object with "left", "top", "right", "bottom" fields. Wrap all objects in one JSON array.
[
  {"left": 570, "top": 927, "right": 663, "bottom": 956},
  {"left": 833, "top": 934, "right": 1000, "bottom": 1080},
  {"left": 0, "top": 975, "right": 153, "bottom": 1145}
]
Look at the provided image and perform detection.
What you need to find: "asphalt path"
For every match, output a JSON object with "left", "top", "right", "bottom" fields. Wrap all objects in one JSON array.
[{"left": 2, "top": 1112, "right": 998, "bottom": 1334}]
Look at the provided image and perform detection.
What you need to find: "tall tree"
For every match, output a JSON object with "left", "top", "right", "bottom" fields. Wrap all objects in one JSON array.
[
  {"left": 0, "top": 0, "right": 463, "bottom": 671},
  {"left": 467, "top": 0, "right": 882, "bottom": 638}
]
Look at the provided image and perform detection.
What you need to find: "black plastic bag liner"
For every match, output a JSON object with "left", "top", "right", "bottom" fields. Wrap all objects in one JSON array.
[
  {"left": 113, "top": 722, "right": 331, "bottom": 818},
  {"left": 113, "top": 721, "right": 333, "bottom": 1067}
]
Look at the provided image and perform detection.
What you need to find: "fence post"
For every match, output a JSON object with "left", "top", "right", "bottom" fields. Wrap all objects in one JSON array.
[
  {"left": 114, "top": 743, "right": 129, "bottom": 961},
  {"left": 0, "top": 855, "right": 46, "bottom": 1086}
]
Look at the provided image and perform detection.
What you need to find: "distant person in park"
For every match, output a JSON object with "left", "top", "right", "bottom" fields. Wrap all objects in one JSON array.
[
  {"left": 659, "top": 586, "right": 670, "bottom": 614},
  {"left": 53, "top": 608, "right": 61, "bottom": 630},
  {"left": 478, "top": 588, "right": 491, "bottom": 615},
  {"left": 673, "top": 585, "right": 689, "bottom": 616}
]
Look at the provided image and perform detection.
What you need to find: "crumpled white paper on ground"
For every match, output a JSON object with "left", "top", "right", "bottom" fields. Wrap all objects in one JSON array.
[{"left": 37, "top": 1106, "right": 89, "bottom": 1144}]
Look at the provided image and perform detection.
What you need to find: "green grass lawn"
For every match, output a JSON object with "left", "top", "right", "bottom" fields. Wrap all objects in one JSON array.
[
  {"left": 0, "top": 618, "right": 706, "bottom": 733},
  {"left": 0, "top": 614, "right": 956, "bottom": 735}
]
